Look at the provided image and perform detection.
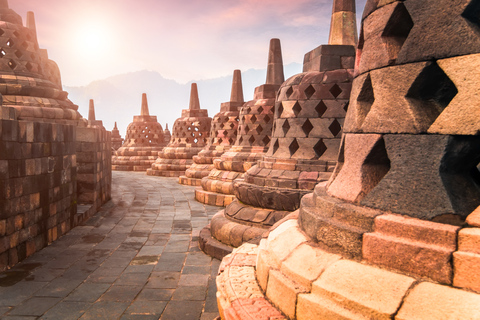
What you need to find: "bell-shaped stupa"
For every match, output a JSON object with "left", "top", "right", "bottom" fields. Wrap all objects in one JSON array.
[
  {"left": 179, "top": 70, "right": 244, "bottom": 186},
  {"left": 0, "top": 5, "right": 82, "bottom": 124},
  {"left": 147, "top": 83, "right": 212, "bottom": 177},
  {"left": 111, "top": 122, "right": 124, "bottom": 151},
  {"left": 204, "top": 6, "right": 357, "bottom": 258},
  {"left": 216, "top": 0, "right": 480, "bottom": 319},
  {"left": 195, "top": 39, "right": 284, "bottom": 210},
  {"left": 163, "top": 123, "right": 171, "bottom": 145},
  {"left": 112, "top": 93, "right": 165, "bottom": 171}
]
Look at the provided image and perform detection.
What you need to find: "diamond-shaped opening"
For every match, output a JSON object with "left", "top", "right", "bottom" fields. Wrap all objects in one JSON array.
[
  {"left": 21, "top": 42, "right": 28, "bottom": 50},
  {"left": 406, "top": 61, "right": 458, "bottom": 126},
  {"left": 6, "top": 39, "right": 14, "bottom": 47},
  {"left": 0, "top": 29, "right": 4, "bottom": 37},
  {"left": 0, "top": 49, "right": 5, "bottom": 58},
  {"left": 257, "top": 106, "right": 263, "bottom": 114},
  {"left": 356, "top": 74, "right": 375, "bottom": 126},
  {"left": 302, "top": 119, "right": 314, "bottom": 137},
  {"left": 282, "top": 120, "right": 290, "bottom": 135},
  {"left": 286, "top": 87, "right": 294, "bottom": 98},
  {"left": 329, "top": 119, "right": 342, "bottom": 137},
  {"left": 244, "top": 124, "right": 250, "bottom": 133},
  {"left": 250, "top": 114, "right": 257, "bottom": 123},
  {"left": 264, "top": 115, "right": 271, "bottom": 124},
  {"left": 463, "top": 0, "right": 480, "bottom": 30},
  {"left": 14, "top": 50, "right": 22, "bottom": 58},
  {"left": 228, "top": 138, "right": 234, "bottom": 144},
  {"left": 13, "top": 31, "right": 19, "bottom": 37},
  {"left": 8, "top": 60, "right": 16, "bottom": 70},
  {"left": 25, "top": 62, "right": 33, "bottom": 72},
  {"left": 245, "top": 107, "right": 252, "bottom": 114},
  {"left": 343, "top": 101, "right": 349, "bottom": 112},
  {"left": 277, "top": 102, "right": 284, "bottom": 118},
  {"left": 262, "top": 135, "right": 270, "bottom": 146},
  {"left": 292, "top": 102, "right": 302, "bottom": 116},
  {"left": 304, "top": 85, "right": 316, "bottom": 99},
  {"left": 315, "top": 101, "right": 328, "bottom": 117},
  {"left": 248, "top": 135, "right": 255, "bottom": 146},
  {"left": 313, "top": 139, "right": 327, "bottom": 158},
  {"left": 256, "top": 124, "right": 263, "bottom": 135},
  {"left": 239, "top": 136, "right": 244, "bottom": 144},
  {"left": 329, "top": 84, "right": 343, "bottom": 98},
  {"left": 194, "top": 138, "right": 198, "bottom": 143},
  {"left": 381, "top": 3, "right": 414, "bottom": 65},
  {"left": 186, "top": 138, "right": 190, "bottom": 143},
  {"left": 272, "top": 139, "right": 279, "bottom": 155},
  {"left": 289, "top": 139, "right": 300, "bottom": 156}
]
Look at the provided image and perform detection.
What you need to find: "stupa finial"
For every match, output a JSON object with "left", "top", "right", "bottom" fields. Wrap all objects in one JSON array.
[
  {"left": 230, "top": 70, "right": 244, "bottom": 104},
  {"left": 266, "top": 38, "right": 285, "bottom": 86},
  {"left": 114, "top": 121, "right": 118, "bottom": 130},
  {"left": 141, "top": 93, "right": 149, "bottom": 116},
  {"left": 88, "top": 99, "right": 96, "bottom": 121},
  {"left": 328, "top": 0, "right": 358, "bottom": 46},
  {"left": 189, "top": 83, "right": 200, "bottom": 110}
]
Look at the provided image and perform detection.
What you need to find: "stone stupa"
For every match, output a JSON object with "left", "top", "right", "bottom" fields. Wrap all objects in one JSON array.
[
  {"left": 147, "top": 83, "right": 212, "bottom": 177},
  {"left": 201, "top": 0, "right": 357, "bottom": 259},
  {"left": 179, "top": 70, "right": 244, "bottom": 186},
  {"left": 112, "top": 93, "right": 165, "bottom": 171},
  {"left": 163, "top": 123, "right": 171, "bottom": 145},
  {"left": 111, "top": 122, "right": 124, "bottom": 151},
  {"left": 216, "top": 0, "right": 480, "bottom": 319},
  {"left": 195, "top": 39, "right": 284, "bottom": 210},
  {"left": 0, "top": 6, "right": 83, "bottom": 124}
]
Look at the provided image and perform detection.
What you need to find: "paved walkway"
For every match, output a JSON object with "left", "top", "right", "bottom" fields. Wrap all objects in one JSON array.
[{"left": 0, "top": 171, "right": 221, "bottom": 320}]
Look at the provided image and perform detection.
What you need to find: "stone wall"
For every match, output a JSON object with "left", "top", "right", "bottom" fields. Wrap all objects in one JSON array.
[
  {"left": 75, "top": 126, "right": 112, "bottom": 225},
  {"left": 0, "top": 106, "right": 77, "bottom": 271}
]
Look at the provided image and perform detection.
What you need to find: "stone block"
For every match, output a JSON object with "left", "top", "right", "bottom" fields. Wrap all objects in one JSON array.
[
  {"left": 281, "top": 243, "right": 341, "bottom": 290},
  {"left": 396, "top": 282, "right": 480, "bottom": 320},
  {"left": 453, "top": 251, "right": 480, "bottom": 293},
  {"left": 266, "top": 270, "right": 309, "bottom": 319},
  {"left": 311, "top": 260, "right": 415, "bottom": 319},
  {"left": 256, "top": 247, "right": 281, "bottom": 291},
  {"left": 458, "top": 228, "right": 480, "bottom": 254},
  {"left": 467, "top": 206, "right": 480, "bottom": 227}
]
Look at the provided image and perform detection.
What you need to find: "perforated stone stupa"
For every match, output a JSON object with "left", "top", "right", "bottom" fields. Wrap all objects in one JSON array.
[
  {"left": 179, "top": 70, "right": 244, "bottom": 186},
  {"left": 197, "top": 39, "right": 284, "bottom": 258},
  {"left": 147, "top": 83, "right": 211, "bottom": 177},
  {"left": 0, "top": 6, "right": 83, "bottom": 124},
  {"left": 206, "top": 1, "right": 357, "bottom": 260},
  {"left": 112, "top": 93, "right": 165, "bottom": 171},
  {"left": 111, "top": 122, "right": 124, "bottom": 150},
  {"left": 216, "top": 0, "right": 480, "bottom": 319}
]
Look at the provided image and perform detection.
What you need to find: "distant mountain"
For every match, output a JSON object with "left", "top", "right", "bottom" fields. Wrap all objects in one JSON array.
[{"left": 64, "top": 63, "right": 302, "bottom": 137}]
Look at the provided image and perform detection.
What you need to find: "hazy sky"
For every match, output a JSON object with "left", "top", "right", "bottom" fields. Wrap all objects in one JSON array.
[{"left": 9, "top": 0, "right": 367, "bottom": 87}]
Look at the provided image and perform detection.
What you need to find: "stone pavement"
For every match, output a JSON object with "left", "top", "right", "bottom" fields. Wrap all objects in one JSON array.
[{"left": 0, "top": 171, "right": 221, "bottom": 320}]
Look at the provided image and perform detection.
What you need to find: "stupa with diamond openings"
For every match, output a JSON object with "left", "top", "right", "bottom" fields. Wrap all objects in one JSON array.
[
  {"left": 203, "top": 1, "right": 357, "bottom": 260},
  {"left": 112, "top": 93, "right": 165, "bottom": 171},
  {"left": 0, "top": 5, "right": 83, "bottom": 124},
  {"left": 111, "top": 122, "right": 123, "bottom": 150},
  {"left": 147, "top": 83, "right": 212, "bottom": 177},
  {"left": 215, "top": 0, "right": 480, "bottom": 319},
  {"left": 195, "top": 39, "right": 284, "bottom": 211},
  {"left": 179, "top": 70, "right": 244, "bottom": 186}
]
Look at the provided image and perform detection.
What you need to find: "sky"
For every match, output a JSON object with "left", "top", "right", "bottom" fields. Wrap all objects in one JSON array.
[{"left": 9, "top": 0, "right": 367, "bottom": 87}]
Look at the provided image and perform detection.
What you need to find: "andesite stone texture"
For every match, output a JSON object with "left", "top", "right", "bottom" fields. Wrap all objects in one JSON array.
[
  {"left": 0, "top": 1, "right": 111, "bottom": 271},
  {"left": 197, "top": 39, "right": 284, "bottom": 260},
  {"left": 0, "top": 6, "right": 83, "bottom": 125},
  {"left": 216, "top": 0, "right": 480, "bottom": 319},
  {"left": 147, "top": 83, "right": 211, "bottom": 177},
  {"left": 179, "top": 70, "right": 244, "bottom": 186},
  {"left": 112, "top": 93, "right": 165, "bottom": 171}
]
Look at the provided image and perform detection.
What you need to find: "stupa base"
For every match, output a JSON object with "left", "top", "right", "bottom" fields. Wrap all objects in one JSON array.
[{"left": 217, "top": 215, "right": 480, "bottom": 320}]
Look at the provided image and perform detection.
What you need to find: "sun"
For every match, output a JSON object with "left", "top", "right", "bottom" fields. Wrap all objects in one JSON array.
[{"left": 73, "top": 22, "right": 112, "bottom": 59}]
